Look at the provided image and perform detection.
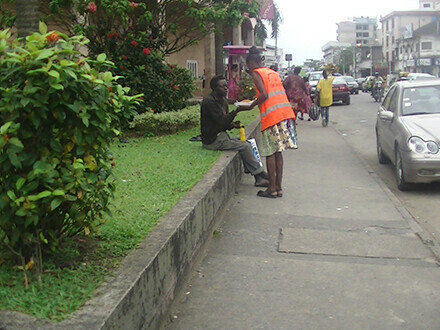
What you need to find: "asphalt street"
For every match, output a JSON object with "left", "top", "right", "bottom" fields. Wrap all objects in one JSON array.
[{"left": 163, "top": 92, "right": 440, "bottom": 329}]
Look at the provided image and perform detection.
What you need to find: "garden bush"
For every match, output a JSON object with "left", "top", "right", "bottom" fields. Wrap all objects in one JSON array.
[
  {"left": 130, "top": 105, "right": 199, "bottom": 136},
  {"left": 0, "top": 23, "right": 140, "bottom": 282}
]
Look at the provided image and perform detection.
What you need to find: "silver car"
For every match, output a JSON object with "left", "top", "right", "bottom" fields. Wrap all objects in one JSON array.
[{"left": 376, "top": 80, "right": 440, "bottom": 190}]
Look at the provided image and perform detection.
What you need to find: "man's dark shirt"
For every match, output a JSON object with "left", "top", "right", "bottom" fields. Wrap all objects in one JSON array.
[{"left": 200, "top": 92, "right": 238, "bottom": 145}]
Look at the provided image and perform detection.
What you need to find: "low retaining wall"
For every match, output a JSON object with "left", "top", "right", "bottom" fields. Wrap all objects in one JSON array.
[{"left": 0, "top": 120, "right": 260, "bottom": 330}]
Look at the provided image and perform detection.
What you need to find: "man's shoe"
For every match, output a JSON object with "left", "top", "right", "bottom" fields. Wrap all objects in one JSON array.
[{"left": 254, "top": 179, "right": 269, "bottom": 187}]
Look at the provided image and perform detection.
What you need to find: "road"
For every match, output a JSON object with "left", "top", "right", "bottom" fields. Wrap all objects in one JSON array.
[{"left": 328, "top": 91, "right": 440, "bottom": 245}]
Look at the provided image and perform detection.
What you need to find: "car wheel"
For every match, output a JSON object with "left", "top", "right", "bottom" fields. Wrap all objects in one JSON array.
[
  {"left": 355, "top": 90, "right": 359, "bottom": 94},
  {"left": 344, "top": 96, "right": 350, "bottom": 105},
  {"left": 376, "top": 134, "right": 389, "bottom": 164},
  {"left": 395, "top": 149, "right": 412, "bottom": 191}
]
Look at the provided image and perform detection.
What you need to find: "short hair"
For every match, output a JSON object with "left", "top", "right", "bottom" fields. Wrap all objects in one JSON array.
[
  {"left": 210, "top": 74, "right": 226, "bottom": 90},
  {"left": 322, "top": 70, "right": 328, "bottom": 79},
  {"left": 293, "top": 66, "right": 301, "bottom": 75},
  {"left": 246, "top": 46, "right": 262, "bottom": 65}
]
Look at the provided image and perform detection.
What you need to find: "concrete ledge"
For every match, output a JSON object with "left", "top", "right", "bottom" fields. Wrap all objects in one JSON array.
[{"left": 0, "top": 120, "right": 260, "bottom": 330}]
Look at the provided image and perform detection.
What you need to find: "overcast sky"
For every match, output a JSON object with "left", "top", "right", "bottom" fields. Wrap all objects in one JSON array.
[{"left": 269, "top": 0, "right": 420, "bottom": 65}]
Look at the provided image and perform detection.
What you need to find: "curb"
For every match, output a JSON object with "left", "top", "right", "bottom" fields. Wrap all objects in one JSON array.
[{"left": 0, "top": 120, "right": 260, "bottom": 330}]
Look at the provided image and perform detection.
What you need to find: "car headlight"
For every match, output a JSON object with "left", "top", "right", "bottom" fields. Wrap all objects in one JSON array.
[{"left": 408, "top": 136, "right": 439, "bottom": 154}]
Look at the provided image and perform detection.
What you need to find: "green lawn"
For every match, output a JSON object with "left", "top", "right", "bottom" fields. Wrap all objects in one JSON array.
[{"left": 0, "top": 106, "right": 259, "bottom": 321}]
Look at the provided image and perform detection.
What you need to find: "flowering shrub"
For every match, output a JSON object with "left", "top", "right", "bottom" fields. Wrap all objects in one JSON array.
[
  {"left": 106, "top": 32, "right": 195, "bottom": 114},
  {"left": 0, "top": 23, "right": 140, "bottom": 280}
]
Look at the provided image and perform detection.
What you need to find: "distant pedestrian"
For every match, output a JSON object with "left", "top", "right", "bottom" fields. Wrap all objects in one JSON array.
[
  {"left": 227, "top": 64, "right": 240, "bottom": 102},
  {"left": 283, "top": 66, "right": 313, "bottom": 121},
  {"left": 238, "top": 46, "right": 297, "bottom": 198},
  {"left": 315, "top": 70, "right": 334, "bottom": 127}
]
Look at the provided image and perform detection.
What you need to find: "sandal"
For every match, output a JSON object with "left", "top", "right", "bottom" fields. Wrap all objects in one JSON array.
[
  {"left": 257, "top": 189, "right": 277, "bottom": 199},
  {"left": 277, "top": 190, "right": 283, "bottom": 198}
]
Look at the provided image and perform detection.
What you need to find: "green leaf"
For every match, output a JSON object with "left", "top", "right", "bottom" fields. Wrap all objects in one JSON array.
[
  {"left": 36, "top": 49, "right": 55, "bottom": 61},
  {"left": 15, "top": 208, "right": 27, "bottom": 217},
  {"left": 82, "top": 117, "right": 89, "bottom": 127},
  {"left": 97, "top": 53, "right": 106, "bottom": 63},
  {"left": 7, "top": 190, "right": 17, "bottom": 201},
  {"left": 50, "top": 83, "right": 64, "bottom": 90},
  {"left": 0, "top": 122, "right": 12, "bottom": 134},
  {"left": 48, "top": 70, "right": 60, "bottom": 80},
  {"left": 37, "top": 190, "right": 52, "bottom": 199},
  {"left": 50, "top": 198, "right": 62, "bottom": 210},
  {"left": 39, "top": 21, "right": 48, "bottom": 34},
  {"left": 39, "top": 232, "right": 49, "bottom": 244},
  {"left": 16, "top": 178, "right": 26, "bottom": 191},
  {"left": 52, "top": 189, "right": 65, "bottom": 196},
  {"left": 8, "top": 137, "right": 24, "bottom": 149}
]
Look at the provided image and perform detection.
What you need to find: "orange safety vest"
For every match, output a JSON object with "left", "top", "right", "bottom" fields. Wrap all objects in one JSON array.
[{"left": 254, "top": 67, "right": 295, "bottom": 131}]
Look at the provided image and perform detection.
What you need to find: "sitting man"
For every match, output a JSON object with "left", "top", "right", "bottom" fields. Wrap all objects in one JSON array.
[{"left": 201, "top": 75, "right": 269, "bottom": 187}]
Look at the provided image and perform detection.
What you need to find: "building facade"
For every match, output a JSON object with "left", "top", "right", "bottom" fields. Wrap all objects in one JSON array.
[
  {"left": 337, "top": 17, "right": 378, "bottom": 46},
  {"left": 380, "top": 9, "right": 440, "bottom": 74}
]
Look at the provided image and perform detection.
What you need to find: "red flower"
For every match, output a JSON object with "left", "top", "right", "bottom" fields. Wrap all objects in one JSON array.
[
  {"left": 131, "top": 40, "right": 138, "bottom": 47},
  {"left": 130, "top": 2, "right": 138, "bottom": 8},
  {"left": 120, "top": 65, "right": 125, "bottom": 70},
  {"left": 151, "top": 109, "right": 155, "bottom": 113},
  {"left": 173, "top": 85, "right": 179, "bottom": 91},
  {"left": 246, "top": 0, "right": 251, "bottom": 3},
  {"left": 87, "top": 2, "right": 97, "bottom": 13},
  {"left": 107, "top": 33, "right": 113, "bottom": 39},
  {"left": 169, "top": 64, "right": 175, "bottom": 69},
  {"left": 46, "top": 32, "right": 60, "bottom": 43},
  {"left": 122, "top": 55, "right": 128, "bottom": 60},
  {"left": 113, "top": 32, "right": 119, "bottom": 38},
  {"left": 142, "top": 48, "right": 150, "bottom": 55}
]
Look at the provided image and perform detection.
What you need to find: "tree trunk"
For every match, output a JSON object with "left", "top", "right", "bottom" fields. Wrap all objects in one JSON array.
[
  {"left": 15, "top": 0, "right": 40, "bottom": 37},
  {"left": 214, "top": 22, "right": 224, "bottom": 76}
]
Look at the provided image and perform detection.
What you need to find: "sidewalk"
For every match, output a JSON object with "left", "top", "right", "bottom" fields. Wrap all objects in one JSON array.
[{"left": 165, "top": 120, "right": 440, "bottom": 329}]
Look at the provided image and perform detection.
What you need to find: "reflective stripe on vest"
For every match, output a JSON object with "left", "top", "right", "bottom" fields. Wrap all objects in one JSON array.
[{"left": 254, "top": 67, "right": 295, "bottom": 131}]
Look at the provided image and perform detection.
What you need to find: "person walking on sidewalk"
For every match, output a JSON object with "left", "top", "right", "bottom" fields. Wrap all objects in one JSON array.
[
  {"left": 201, "top": 75, "right": 269, "bottom": 187},
  {"left": 315, "top": 70, "right": 334, "bottom": 127},
  {"left": 238, "top": 46, "right": 297, "bottom": 198},
  {"left": 283, "top": 66, "right": 313, "bottom": 121}
]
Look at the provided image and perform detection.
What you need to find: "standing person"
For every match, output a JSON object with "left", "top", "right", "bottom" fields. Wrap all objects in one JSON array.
[
  {"left": 315, "top": 70, "right": 335, "bottom": 127},
  {"left": 227, "top": 64, "right": 240, "bottom": 102},
  {"left": 283, "top": 66, "right": 313, "bottom": 121},
  {"left": 201, "top": 75, "right": 269, "bottom": 187},
  {"left": 238, "top": 46, "right": 297, "bottom": 198}
]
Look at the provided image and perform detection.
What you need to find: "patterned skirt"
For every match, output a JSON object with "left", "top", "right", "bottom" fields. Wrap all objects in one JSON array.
[{"left": 259, "top": 119, "right": 298, "bottom": 157}]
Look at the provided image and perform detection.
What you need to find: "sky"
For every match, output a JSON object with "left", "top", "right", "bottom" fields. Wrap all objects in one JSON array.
[{"left": 269, "top": 0, "right": 420, "bottom": 65}]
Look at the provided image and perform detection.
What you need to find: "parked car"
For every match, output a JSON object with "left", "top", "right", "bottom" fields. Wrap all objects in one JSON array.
[
  {"left": 332, "top": 77, "right": 350, "bottom": 105},
  {"left": 307, "top": 71, "right": 323, "bottom": 98},
  {"left": 375, "top": 80, "right": 440, "bottom": 190},
  {"left": 341, "top": 76, "right": 359, "bottom": 94},
  {"left": 407, "top": 72, "right": 437, "bottom": 81}
]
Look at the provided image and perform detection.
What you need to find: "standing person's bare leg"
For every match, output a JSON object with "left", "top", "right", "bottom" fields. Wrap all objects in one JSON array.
[
  {"left": 257, "top": 154, "right": 277, "bottom": 198},
  {"left": 275, "top": 152, "right": 283, "bottom": 197}
]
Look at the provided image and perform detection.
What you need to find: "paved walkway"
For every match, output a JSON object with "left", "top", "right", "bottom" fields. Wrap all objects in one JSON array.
[{"left": 165, "top": 120, "right": 440, "bottom": 329}]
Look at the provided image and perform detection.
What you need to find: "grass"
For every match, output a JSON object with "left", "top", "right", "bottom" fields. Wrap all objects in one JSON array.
[{"left": 0, "top": 106, "right": 259, "bottom": 321}]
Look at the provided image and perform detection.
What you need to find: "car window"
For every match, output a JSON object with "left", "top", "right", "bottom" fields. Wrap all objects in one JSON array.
[
  {"left": 333, "top": 78, "right": 345, "bottom": 84},
  {"left": 402, "top": 85, "right": 440, "bottom": 115},
  {"left": 309, "top": 73, "right": 322, "bottom": 81},
  {"left": 382, "top": 85, "right": 397, "bottom": 111},
  {"left": 344, "top": 77, "right": 355, "bottom": 82}
]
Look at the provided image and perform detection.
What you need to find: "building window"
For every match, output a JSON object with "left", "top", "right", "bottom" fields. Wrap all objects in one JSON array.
[
  {"left": 421, "top": 41, "right": 432, "bottom": 50},
  {"left": 186, "top": 60, "right": 198, "bottom": 78},
  {"left": 424, "top": 3, "right": 431, "bottom": 8},
  {"left": 363, "top": 32, "right": 369, "bottom": 37}
]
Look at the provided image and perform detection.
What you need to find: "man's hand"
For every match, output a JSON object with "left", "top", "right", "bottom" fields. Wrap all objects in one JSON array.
[{"left": 232, "top": 121, "right": 241, "bottom": 129}]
